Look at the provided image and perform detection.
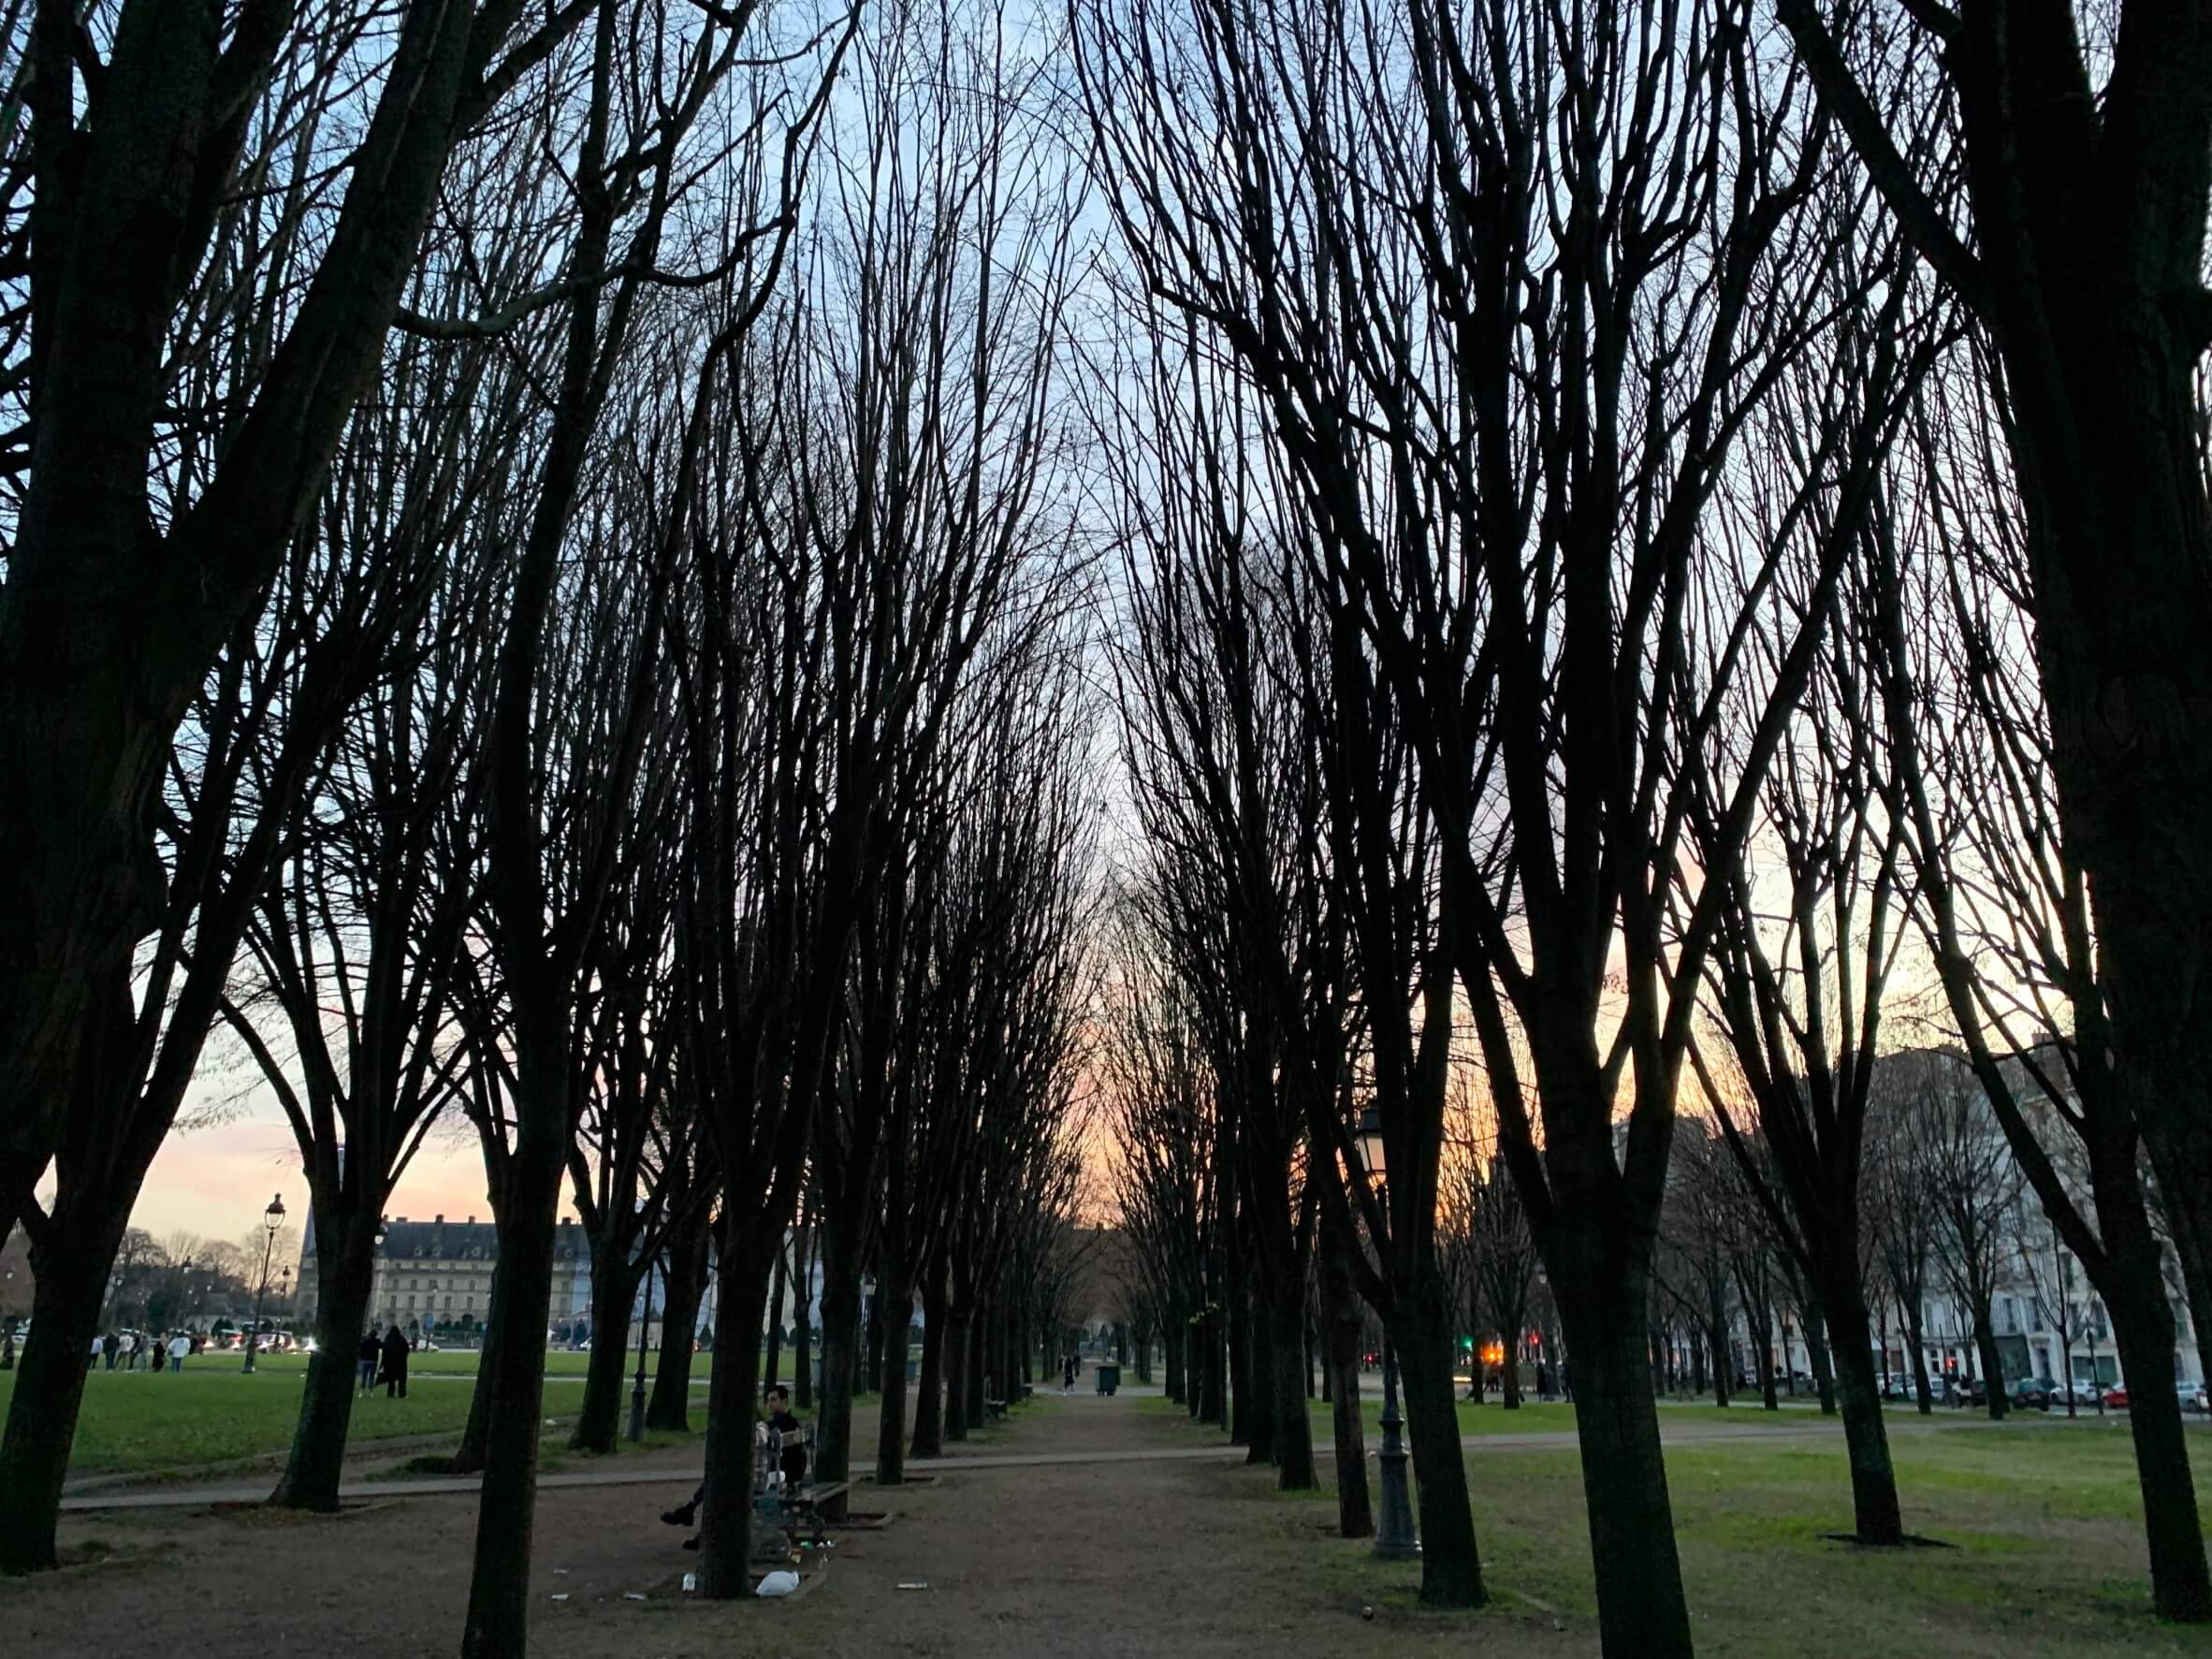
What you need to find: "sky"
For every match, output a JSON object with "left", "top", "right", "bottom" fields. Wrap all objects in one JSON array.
[{"left": 121, "top": 1083, "right": 508, "bottom": 1252}]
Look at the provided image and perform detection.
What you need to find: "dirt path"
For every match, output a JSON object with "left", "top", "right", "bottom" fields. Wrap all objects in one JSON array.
[{"left": 5, "top": 1392, "right": 1552, "bottom": 1658}]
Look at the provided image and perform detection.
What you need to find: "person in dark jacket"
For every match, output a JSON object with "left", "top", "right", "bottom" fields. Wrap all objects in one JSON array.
[
  {"left": 357, "top": 1331, "right": 381, "bottom": 1395},
  {"left": 380, "top": 1325, "right": 411, "bottom": 1398},
  {"left": 662, "top": 1385, "right": 809, "bottom": 1549},
  {"left": 764, "top": 1385, "right": 807, "bottom": 1489}
]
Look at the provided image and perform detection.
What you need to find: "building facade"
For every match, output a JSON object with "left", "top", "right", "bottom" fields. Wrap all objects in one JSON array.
[{"left": 298, "top": 1215, "right": 594, "bottom": 1340}]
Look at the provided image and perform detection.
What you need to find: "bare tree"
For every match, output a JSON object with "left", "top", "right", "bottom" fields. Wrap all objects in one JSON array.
[
  {"left": 1897, "top": 1051, "right": 2022, "bottom": 1417},
  {"left": 1077, "top": 2, "right": 1926, "bottom": 1644},
  {"left": 1465, "top": 1139, "right": 1540, "bottom": 1412},
  {"left": 1871, "top": 347, "right": 2212, "bottom": 1614},
  {"left": 1864, "top": 1072, "right": 1938, "bottom": 1416},
  {"left": 1774, "top": 19, "right": 2212, "bottom": 1503},
  {"left": 218, "top": 320, "right": 531, "bottom": 1510},
  {"left": 1653, "top": 1124, "right": 1741, "bottom": 1411},
  {"left": 677, "top": 0, "right": 1078, "bottom": 1589},
  {"left": 1683, "top": 378, "right": 1940, "bottom": 1535},
  {"left": 0, "top": 401, "right": 459, "bottom": 1567},
  {"left": 0, "top": 0, "right": 602, "bottom": 1288}
]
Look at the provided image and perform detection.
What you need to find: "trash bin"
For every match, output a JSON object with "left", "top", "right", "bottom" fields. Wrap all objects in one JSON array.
[{"left": 1096, "top": 1362, "right": 1120, "bottom": 1397}]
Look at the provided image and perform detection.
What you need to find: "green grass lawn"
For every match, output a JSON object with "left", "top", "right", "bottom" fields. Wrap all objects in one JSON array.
[
  {"left": 1, "top": 1353, "right": 856, "bottom": 1479},
  {"left": 0, "top": 1368, "right": 484, "bottom": 1477},
  {"left": 1162, "top": 1397, "right": 2212, "bottom": 1657},
  {"left": 1271, "top": 1388, "right": 2001, "bottom": 1441},
  {"left": 228, "top": 1347, "right": 685, "bottom": 1379}
]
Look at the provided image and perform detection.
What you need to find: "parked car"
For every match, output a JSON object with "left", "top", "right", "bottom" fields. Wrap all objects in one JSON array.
[
  {"left": 2102, "top": 1387, "right": 2132, "bottom": 1410},
  {"left": 2011, "top": 1377, "right": 2055, "bottom": 1410},
  {"left": 2188, "top": 1383, "right": 2208, "bottom": 1414}
]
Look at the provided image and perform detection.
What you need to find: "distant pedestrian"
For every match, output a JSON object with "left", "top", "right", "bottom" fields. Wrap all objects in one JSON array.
[
  {"left": 380, "top": 1325, "right": 410, "bottom": 1398},
  {"left": 357, "top": 1331, "right": 380, "bottom": 1395},
  {"left": 151, "top": 1334, "right": 167, "bottom": 1374},
  {"left": 102, "top": 1331, "right": 117, "bottom": 1370},
  {"left": 1061, "top": 1355, "right": 1074, "bottom": 1394},
  {"left": 118, "top": 1332, "right": 137, "bottom": 1371},
  {"left": 168, "top": 1332, "right": 190, "bottom": 1373}
]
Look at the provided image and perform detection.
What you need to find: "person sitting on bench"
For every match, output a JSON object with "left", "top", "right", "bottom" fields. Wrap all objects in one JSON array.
[{"left": 662, "top": 1385, "right": 809, "bottom": 1544}]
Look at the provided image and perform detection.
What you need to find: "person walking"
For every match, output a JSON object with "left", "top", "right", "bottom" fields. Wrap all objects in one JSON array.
[
  {"left": 168, "top": 1332, "right": 190, "bottom": 1374},
  {"left": 379, "top": 1324, "right": 410, "bottom": 1398},
  {"left": 117, "top": 1331, "right": 136, "bottom": 1371},
  {"left": 151, "top": 1333, "right": 167, "bottom": 1374},
  {"left": 95, "top": 1331, "right": 110, "bottom": 1370},
  {"left": 357, "top": 1331, "right": 380, "bottom": 1395}
]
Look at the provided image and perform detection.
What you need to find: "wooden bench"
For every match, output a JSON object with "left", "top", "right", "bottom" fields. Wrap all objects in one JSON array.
[{"left": 983, "top": 1397, "right": 1009, "bottom": 1420}]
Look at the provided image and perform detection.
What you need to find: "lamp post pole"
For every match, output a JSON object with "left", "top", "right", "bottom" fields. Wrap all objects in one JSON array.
[
  {"left": 628, "top": 1258, "right": 654, "bottom": 1444},
  {"left": 243, "top": 1193, "right": 286, "bottom": 1375},
  {"left": 1354, "top": 1106, "right": 1419, "bottom": 1561},
  {"left": 1374, "top": 1291, "right": 1419, "bottom": 1560}
]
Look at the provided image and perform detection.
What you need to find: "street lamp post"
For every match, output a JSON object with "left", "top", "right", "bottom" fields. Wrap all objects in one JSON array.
[
  {"left": 1357, "top": 1108, "right": 1419, "bottom": 1562},
  {"left": 628, "top": 1257, "right": 655, "bottom": 1444},
  {"left": 243, "top": 1193, "right": 286, "bottom": 1375}
]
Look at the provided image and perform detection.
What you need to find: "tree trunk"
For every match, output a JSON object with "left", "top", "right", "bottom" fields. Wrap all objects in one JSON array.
[
  {"left": 1806, "top": 1298, "right": 1837, "bottom": 1417},
  {"left": 448, "top": 1253, "right": 507, "bottom": 1474},
  {"left": 1244, "top": 1284, "right": 1279, "bottom": 1465},
  {"left": 694, "top": 1235, "right": 772, "bottom": 1599},
  {"left": 270, "top": 1218, "right": 378, "bottom": 1508},
  {"left": 0, "top": 1215, "right": 119, "bottom": 1571},
  {"left": 1397, "top": 1271, "right": 1485, "bottom": 1607},
  {"left": 910, "top": 1280, "right": 947, "bottom": 1459},
  {"left": 1199, "top": 1306, "right": 1225, "bottom": 1426},
  {"left": 1558, "top": 1262, "right": 1694, "bottom": 1658},
  {"left": 647, "top": 1216, "right": 708, "bottom": 1433},
  {"left": 1228, "top": 1280, "right": 1254, "bottom": 1448},
  {"left": 1902, "top": 1297, "right": 1932, "bottom": 1416},
  {"left": 1970, "top": 1302, "right": 2008, "bottom": 1420},
  {"left": 812, "top": 1222, "right": 863, "bottom": 1520},
  {"left": 458, "top": 1126, "right": 565, "bottom": 1658},
  {"left": 569, "top": 1282, "right": 636, "bottom": 1454},
  {"left": 1818, "top": 1268, "right": 1903, "bottom": 1546},
  {"left": 943, "top": 1306, "right": 973, "bottom": 1442},
  {"left": 965, "top": 1300, "right": 988, "bottom": 1430},
  {"left": 1322, "top": 1237, "right": 1370, "bottom": 1538},
  {"left": 2106, "top": 1274, "right": 2212, "bottom": 1621},
  {"left": 875, "top": 1277, "right": 916, "bottom": 1483},
  {"left": 1265, "top": 1275, "right": 1316, "bottom": 1488}
]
